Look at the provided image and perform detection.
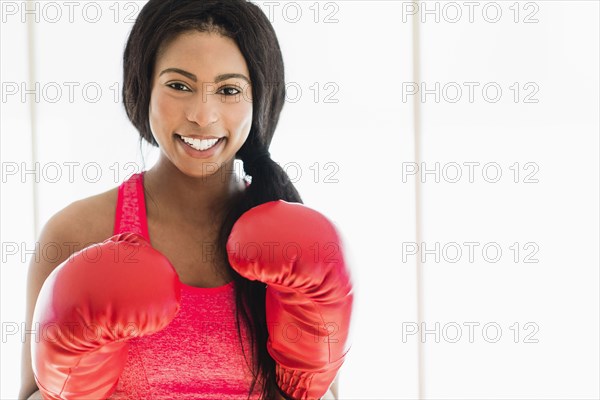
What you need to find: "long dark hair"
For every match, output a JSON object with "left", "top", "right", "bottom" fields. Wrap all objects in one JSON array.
[{"left": 122, "top": 0, "right": 302, "bottom": 398}]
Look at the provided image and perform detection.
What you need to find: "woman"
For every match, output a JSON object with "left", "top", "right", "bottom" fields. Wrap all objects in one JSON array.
[{"left": 19, "top": 1, "right": 353, "bottom": 399}]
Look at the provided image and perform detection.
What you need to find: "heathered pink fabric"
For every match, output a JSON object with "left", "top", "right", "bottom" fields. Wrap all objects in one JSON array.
[{"left": 110, "top": 172, "right": 261, "bottom": 399}]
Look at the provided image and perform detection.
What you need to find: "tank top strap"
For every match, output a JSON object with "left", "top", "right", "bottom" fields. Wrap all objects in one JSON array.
[{"left": 113, "top": 171, "right": 150, "bottom": 241}]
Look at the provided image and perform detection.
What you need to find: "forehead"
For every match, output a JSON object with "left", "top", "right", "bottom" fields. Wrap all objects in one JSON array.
[{"left": 156, "top": 31, "right": 249, "bottom": 76}]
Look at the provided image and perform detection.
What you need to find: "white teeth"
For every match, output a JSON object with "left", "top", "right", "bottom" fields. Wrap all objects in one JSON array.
[{"left": 180, "top": 135, "right": 220, "bottom": 151}]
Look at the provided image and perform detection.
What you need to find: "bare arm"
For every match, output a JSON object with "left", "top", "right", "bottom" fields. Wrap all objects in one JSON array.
[
  {"left": 18, "top": 226, "right": 57, "bottom": 399},
  {"left": 329, "top": 376, "right": 339, "bottom": 398},
  {"left": 18, "top": 202, "right": 93, "bottom": 400},
  {"left": 25, "top": 390, "right": 42, "bottom": 400}
]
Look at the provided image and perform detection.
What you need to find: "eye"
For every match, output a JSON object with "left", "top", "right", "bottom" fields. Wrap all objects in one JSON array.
[
  {"left": 167, "top": 82, "right": 191, "bottom": 92},
  {"left": 218, "top": 86, "right": 241, "bottom": 96}
]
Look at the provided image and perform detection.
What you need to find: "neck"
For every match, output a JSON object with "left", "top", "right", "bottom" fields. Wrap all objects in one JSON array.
[{"left": 143, "top": 157, "right": 246, "bottom": 226}]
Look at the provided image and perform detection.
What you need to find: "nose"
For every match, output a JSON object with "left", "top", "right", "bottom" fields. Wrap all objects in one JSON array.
[{"left": 187, "top": 85, "right": 219, "bottom": 128}]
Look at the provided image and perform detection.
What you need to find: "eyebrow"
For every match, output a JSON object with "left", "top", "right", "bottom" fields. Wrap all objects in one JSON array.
[{"left": 159, "top": 68, "right": 250, "bottom": 84}]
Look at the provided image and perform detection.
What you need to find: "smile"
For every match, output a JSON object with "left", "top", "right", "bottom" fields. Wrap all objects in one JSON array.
[{"left": 176, "top": 134, "right": 223, "bottom": 151}]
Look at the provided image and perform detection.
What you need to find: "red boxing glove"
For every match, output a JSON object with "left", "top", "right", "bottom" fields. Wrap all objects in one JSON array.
[
  {"left": 31, "top": 232, "right": 181, "bottom": 400},
  {"left": 227, "top": 200, "right": 353, "bottom": 400}
]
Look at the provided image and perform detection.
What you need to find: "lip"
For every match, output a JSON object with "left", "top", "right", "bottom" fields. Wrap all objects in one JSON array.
[
  {"left": 176, "top": 133, "right": 223, "bottom": 140},
  {"left": 175, "top": 134, "right": 225, "bottom": 159}
]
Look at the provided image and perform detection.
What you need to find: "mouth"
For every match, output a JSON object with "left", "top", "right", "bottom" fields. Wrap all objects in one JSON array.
[{"left": 175, "top": 134, "right": 225, "bottom": 152}]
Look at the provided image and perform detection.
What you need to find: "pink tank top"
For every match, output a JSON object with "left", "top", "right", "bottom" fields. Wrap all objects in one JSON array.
[{"left": 109, "top": 172, "right": 262, "bottom": 399}]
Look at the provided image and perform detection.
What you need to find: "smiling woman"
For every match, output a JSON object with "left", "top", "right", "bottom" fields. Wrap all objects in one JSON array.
[
  {"left": 148, "top": 31, "right": 253, "bottom": 173},
  {"left": 18, "top": 1, "right": 352, "bottom": 400}
]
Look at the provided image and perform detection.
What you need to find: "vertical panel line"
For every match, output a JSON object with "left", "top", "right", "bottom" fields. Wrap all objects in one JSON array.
[
  {"left": 412, "top": 8, "right": 425, "bottom": 400},
  {"left": 26, "top": 0, "right": 39, "bottom": 238}
]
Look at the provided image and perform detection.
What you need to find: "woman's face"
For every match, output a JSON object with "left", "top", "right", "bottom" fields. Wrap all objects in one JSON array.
[{"left": 149, "top": 30, "right": 253, "bottom": 177}]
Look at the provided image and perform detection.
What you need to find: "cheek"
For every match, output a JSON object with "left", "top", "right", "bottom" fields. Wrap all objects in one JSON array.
[
  {"left": 150, "top": 91, "right": 173, "bottom": 121},
  {"left": 149, "top": 89, "right": 179, "bottom": 139},
  {"left": 230, "top": 96, "right": 253, "bottom": 135}
]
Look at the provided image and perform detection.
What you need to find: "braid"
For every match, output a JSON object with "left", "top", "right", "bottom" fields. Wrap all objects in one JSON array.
[{"left": 243, "top": 148, "right": 271, "bottom": 178}]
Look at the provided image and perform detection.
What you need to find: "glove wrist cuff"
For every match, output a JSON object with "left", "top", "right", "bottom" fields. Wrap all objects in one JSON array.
[{"left": 275, "top": 364, "right": 315, "bottom": 400}]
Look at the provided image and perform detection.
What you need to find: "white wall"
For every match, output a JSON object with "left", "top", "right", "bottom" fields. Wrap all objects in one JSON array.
[
  {"left": 1, "top": 1, "right": 598, "bottom": 399},
  {"left": 415, "top": 1, "right": 599, "bottom": 398}
]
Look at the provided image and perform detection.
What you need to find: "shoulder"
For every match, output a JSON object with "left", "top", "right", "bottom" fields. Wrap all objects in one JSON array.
[
  {"left": 44, "top": 186, "right": 119, "bottom": 253},
  {"left": 28, "top": 185, "right": 119, "bottom": 291}
]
